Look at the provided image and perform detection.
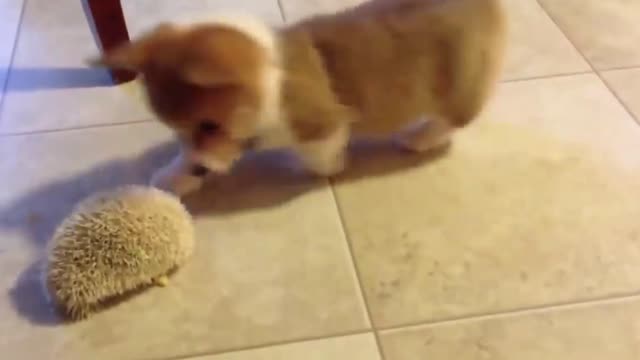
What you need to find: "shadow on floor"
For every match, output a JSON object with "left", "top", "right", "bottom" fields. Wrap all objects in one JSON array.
[
  {"left": 0, "top": 141, "right": 177, "bottom": 250},
  {"left": 9, "top": 260, "right": 61, "bottom": 326},
  {"left": 2, "top": 67, "right": 116, "bottom": 92},
  {"left": 184, "top": 140, "right": 449, "bottom": 216},
  {"left": 4, "top": 139, "right": 447, "bottom": 325}
]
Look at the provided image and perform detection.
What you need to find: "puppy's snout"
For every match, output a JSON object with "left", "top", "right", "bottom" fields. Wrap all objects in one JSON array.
[{"left": 186, "top": 151, "right": 234, "bottom": 174}]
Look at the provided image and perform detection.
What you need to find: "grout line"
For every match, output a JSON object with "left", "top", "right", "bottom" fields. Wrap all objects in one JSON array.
[
  {"left": 597, "top": 74, "right": 640, "bottom": 124},
  {"left": 142, "top": 329, "right": 374, "bottom": 360},
  {"left": 327, "top": 181, "right": 388, "bottom": 360},
  {"left": 378, "top": 291, "right": 640, "bottom": 334},
  {"left": 535, "top": 0, "right": 640, "bottom": 126},
  {"left": 501, "top": 70, "right": 594, "bottom": 83},
  {"left": 151, "top": 291, "right": 640, "bottom": 360},
  {"left": 597, "top": 64, "right": 640, "bottom": 73},
  {"left": 277, "top": 0, "right": 288, "bottom": 22},
  {"left": 0, "top": 119, "right": 153, "bottom": 137},
  {"left": 154, "top": 291, "right": 640, "bottom": 360},
  {"left": 0, "top": 0, "right": 29, "bottom": 127}
]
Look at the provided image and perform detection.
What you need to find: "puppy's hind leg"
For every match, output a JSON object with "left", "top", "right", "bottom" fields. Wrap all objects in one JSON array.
[{"left": 395, "top": 117, "right": 453, "bottom": 153}]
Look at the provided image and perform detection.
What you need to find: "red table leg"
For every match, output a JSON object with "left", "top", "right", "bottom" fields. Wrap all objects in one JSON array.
[{"left": 83, "top": 0, "right": 137, "bottom": 84}]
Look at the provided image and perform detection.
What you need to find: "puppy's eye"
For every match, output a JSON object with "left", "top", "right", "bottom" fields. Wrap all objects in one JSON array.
[{"left": 199, "top": 121, "right": 220, "bottom": 135}]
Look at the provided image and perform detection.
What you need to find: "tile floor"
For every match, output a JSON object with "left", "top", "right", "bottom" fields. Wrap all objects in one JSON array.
[{"left": 1, "top": 0, "right": 640, "bottom": 359}]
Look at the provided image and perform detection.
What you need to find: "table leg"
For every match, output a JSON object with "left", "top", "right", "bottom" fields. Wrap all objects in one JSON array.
[{"left": 83, "top": 0, "right": 137, "bottom": 84}]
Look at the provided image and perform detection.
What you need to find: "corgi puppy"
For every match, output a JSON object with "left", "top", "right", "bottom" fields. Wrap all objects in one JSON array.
[{"left": 94, "top": 0, "right": 506, "bottom": 195}]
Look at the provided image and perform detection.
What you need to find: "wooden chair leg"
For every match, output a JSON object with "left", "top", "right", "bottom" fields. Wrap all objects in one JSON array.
[{"left": 83, "top": 0, "right": 137, "bottom": 84}]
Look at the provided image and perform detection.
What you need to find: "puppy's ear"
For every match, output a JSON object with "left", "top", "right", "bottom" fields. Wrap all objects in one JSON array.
[{"left": 87, "top": 23, "right": 177, "bottom": 70}]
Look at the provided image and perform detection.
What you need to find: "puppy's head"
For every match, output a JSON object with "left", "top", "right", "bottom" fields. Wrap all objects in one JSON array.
[{"left": 94, "top": 20, "right": 279, "bottom": 173}]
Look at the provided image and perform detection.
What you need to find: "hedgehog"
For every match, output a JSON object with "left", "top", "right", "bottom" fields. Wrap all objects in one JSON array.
[{"left": 44, "top": 185, "right": 195, "bottom": 320}]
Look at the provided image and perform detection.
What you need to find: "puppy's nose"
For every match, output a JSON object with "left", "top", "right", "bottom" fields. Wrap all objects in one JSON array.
[
  {"left": 244, "top": 136, "right": 259, "bottom": 150},
  {"left": 190, "top": 164, "right": 210, "bottom": 177}
]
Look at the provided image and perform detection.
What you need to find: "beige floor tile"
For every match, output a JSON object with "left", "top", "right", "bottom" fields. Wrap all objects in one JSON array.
[
  {"left": 0, "top": 123, "right": 367, "bottom": 359},
  {"left": 0, "top": 0, "right": 282, "bottom": 134},
  {"left": 122, "top": 0, "right": 283, "bottom": 36},
  {"left": 0, "top": 0, "right": 148, "bottom": 134},
  {"left": 0, "top": 122, "right": 174, "bottom": 252},
  {"left": 502, "top": 0, "right": 588, "bottom": 80},
  {"left": 0, "top": 0, "right": 23, "bottom": 104},
  {"left": 380, "top": 299, "right": 640, "bottom": 360},
  {"left": 538, "top": 0, "right": 640, "bottom": 69},
  {"left": 332, "top": 74, "right": 640, "bottom": 327},
  {"left": 191, "top": 333, "right": 380, "bottom": 359},
  {"left": 602, "top": 68, "right": 640, "bottom": 122}
]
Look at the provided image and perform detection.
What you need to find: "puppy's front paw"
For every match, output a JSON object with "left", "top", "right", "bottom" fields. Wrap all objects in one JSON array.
[
  {"left": 308, "top": 155, "right": 346, "bottom": 177},
  {"left": 151, "top": 167, "right": 204, "bottom": 197}
]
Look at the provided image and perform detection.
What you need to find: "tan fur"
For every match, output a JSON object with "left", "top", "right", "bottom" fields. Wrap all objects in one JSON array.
[
  {"left": 94, "top": 0, "right": 506, "bottom": 195},
  {"left": 282, "top": 0, "right": 506, "bottom": 136},
  {"left": 45, "top": 186, "right": 195, "bottom": 320}
]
